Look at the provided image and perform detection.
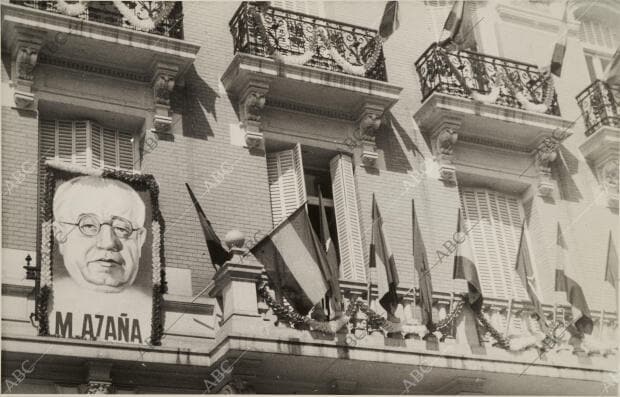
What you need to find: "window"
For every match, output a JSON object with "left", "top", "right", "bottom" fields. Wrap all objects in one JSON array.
[
  {"left": 271, "top": 0, "right": 324, "bottom": 16},
  {"left": 266, "top": 144, "right": 365, "bottom": 282},
  {"left": 580, "top": 19, "right": 618, "bottom": 82},
  {"left": 39, "top": 119, "right": 137, "bottom": 171},
  {"left": 459, "top": 188, "right": 529, "bottom": 301}
]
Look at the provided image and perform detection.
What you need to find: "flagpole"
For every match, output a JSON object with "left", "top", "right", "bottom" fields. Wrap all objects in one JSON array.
[
  {"left": 598, "top": 310, "right": 605, "bottom": 338},
  {"left": 505, "top": 298, "right": 513, "bottom": 337}
]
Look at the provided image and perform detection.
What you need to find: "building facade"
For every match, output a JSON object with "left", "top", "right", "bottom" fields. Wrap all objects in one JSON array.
[{"left": 1, "top": 0, "right": 618, "bottom": 394}]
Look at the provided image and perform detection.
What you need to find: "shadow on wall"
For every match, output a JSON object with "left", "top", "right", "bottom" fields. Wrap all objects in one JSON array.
[
  {"left": 556, "top": 145, "right": 583, "bottom": 203},
  {"left": 376, "top": 113, "right": 425, "bottom": 173},
  {"left": 177, "top": 65, "right": 219, "bottom": 140}
]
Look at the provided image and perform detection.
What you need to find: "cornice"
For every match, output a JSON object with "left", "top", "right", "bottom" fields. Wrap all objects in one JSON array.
[
  {"left": 39, "top": 54, "right": 150, "bottom": 83},
  {"left": 496, "top": 4, "right": 581, "bottom": 36},
  {"left": 266, "top": 98, "right": 356, "bottom": 121}
]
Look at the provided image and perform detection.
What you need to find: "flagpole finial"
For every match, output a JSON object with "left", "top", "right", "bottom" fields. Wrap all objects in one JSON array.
[{"left": 224, "top": 230, "right": 247, "bottom": 255}]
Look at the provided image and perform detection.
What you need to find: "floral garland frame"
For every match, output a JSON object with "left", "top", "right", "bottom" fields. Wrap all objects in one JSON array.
[{"left": 36, "top": 161, "right": 166, "bottom": 345}]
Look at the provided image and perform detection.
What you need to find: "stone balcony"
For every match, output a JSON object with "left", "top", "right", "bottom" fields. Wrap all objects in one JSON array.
[
  {"left": 222, "top": 2, "right": 402, "bottom": 157},
  {"left": 202, "top": 238, "right": 618, "bottom": 394},
  {"left": 413, "top": 43, "right": 574, "bottom": 194},
  {"left": 1, "top": 1, "right": 199, "bottom": 131},
  {"left": 577, "top": 80, "right": 620, "bottom": 208}
]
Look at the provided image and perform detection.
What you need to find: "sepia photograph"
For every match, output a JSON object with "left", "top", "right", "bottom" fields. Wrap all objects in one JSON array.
[{"left": 0, "top": 0, "right": 618, "bottom": 395}]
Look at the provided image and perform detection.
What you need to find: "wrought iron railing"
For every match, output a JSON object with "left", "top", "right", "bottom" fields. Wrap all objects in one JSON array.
[
  {"left": 576, "top": 80, "right": 620, "bottom": 137},
  {"left": 229, "top": 2, "right": 387, "bottom": 81},
  {"left": 414, "top": 43, "right": 560, "bottom": 116},
  {"left": 10, "top": 1, "right": 184, "bottom": 39}
]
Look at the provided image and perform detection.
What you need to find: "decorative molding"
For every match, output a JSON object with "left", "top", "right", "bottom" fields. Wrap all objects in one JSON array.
[
  {"left": 10, "top": 26, "right": 46, "bottom": 110},
  {"left": 237, "top": 78, "right": 271, "bottom": 151},
  {"left": 496, "top": 4, "right": 581, "bottom": 36},
  {"left": 266, "top": 98, "right": 356, "bottom": 121},
  {"left": 458, "top": 135, "right": 532, "bottom": 153},
  {"left": 151, "top": 62, "right": 179, "bottom": 133},
  {"left": 535, "top": 138, "right": 558, "bottom": 197},
  {"left": 38, "top": 55, "right": 151, "bottom": 82},
  {"left": 578, "top": 126, "right": 620, "bottom": 207},
  {"left": 430, "top": 118, "right": 461, "bottom": 185}
]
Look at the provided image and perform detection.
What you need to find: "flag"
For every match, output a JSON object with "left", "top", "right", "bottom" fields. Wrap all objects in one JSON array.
[
  {"left": 412, "top": 200, "right": 433, "bottom": 328},
  {"left": 453, "top": 209, "right": 482, "bottom": 310},
  {"left": 369, "top": 194, "right": 399, "bottom": 316},
  {"left": 251, "top": 204, "right": 330, "bottom": 316},
  {"left": 550, "top": 1, "right": 568, "bottom": 77},
  {"left": 186, "top": 183, "right": 231, "bottom": 270},
  {"left": 603, "top": 48, "right": 620, "bottom": 86},
  {"left": 379, "top": 1, "right": 399, "bottom": 41},
  {"left": 319, "top": 186, "right": 343, "bottom": 312},
  {"left": 515, "top": 223, "right": 547, "bottom": 329},
  {"left": 555, "top": 223, "right": 593, "bottom": 334},
  {"left": 438, "top": 0, "right": 477, "bottom": 51},
  {"left": 605, "top": 231, "right": 618, "bottom": 289}
]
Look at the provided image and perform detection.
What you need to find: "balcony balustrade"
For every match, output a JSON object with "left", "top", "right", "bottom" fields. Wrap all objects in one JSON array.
[
  {"left": 229, "top": 2, "right": 386, "bottom": 81},
  {"left": 9, "top": 0, "right": 183, "bottom": 38},
  {"left": 577, "top": 80, "right": 620, "bottom": 137},
  {"left": 415, "top": 43, "right": 560, "bottom": 116}
]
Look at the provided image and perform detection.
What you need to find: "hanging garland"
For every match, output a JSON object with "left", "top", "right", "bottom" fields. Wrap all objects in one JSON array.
[
  {"left": 250, "top": 5, "right": 382, "bottom": 75},
  {"left": 500, "top": 70, "right": 551, "bottom": 113},
  {"left": 112, "top": 1, "right": 174, "bottom": 32},
  {"left": 53, "top": 1, "right": 173, "bottom": 32},
  {"left": 471, "top": 68, "right": 503, "bottom": 104},
  {"left": 55, "top": 0, "right": 89, "bottom": 16},
  {"left": 327, "top": 34, "right": 383, "bottom": 77},
  {"left": 37, "top": 161, "right": 166, "bottom": 345}
]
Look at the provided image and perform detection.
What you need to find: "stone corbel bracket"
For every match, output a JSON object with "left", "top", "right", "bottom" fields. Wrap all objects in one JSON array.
[
  {"left": 151, "top": 62, "right": 179, "bottom": 133},
  {"left": 356, "top": 103, "right": 384, "bottom": 167},
  {"left": 9, "top": 26, "right": 46, "bottom": 110},
  {"left": 431, "top": 117, "right": 461, "bottom": 185},
  {"left": 238, "top": 78, "right": 270, "bottom": 151},
  {"left": 579, "top": 126, "right": 620, "bottom": 208},
  {"left": 533, "top": 130, "right": 572, "bottom": 198}
]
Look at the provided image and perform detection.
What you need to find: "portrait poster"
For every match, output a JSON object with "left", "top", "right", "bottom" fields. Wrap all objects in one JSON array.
[{"left": 37, "top": 161, "right": 165, "bottom": 345}]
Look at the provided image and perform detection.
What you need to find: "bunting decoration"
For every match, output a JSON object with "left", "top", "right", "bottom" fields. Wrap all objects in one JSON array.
[
  {"left": 251, "top": 204, "right": 330, "bottom": 316},
  {"left": 453, "top": 209, "right": 483, "bottom": 310},
  {"left": 379, "top": 1, "right": 400, "bottom": 41},
  {"left": 555, "top": 223, "right": 593, "bottom": 334},
  {"left": 319, "top": 186, "right": 343, "bottom": 313},
  {"left": 186, "top": 183, "right": 231, "bottom": 270},
  {"left": 438, "top": 0, "right": 477, "bottom": 51},
  {"left": 369, "top": 194, "right": 400, "bottom": 317},
  {"left": 550, "top": 1, "right": 569, "bottom": 78},
  {"left": 603, "top": 48, "right": 620, "bottom": 85},
  {"left": 515, "top": 223, "right": 548, "bottom": 330},
  {"left": 412, "top": 200, "right": 433, "bottom": 329},
  {"left": 605, "top": 231, "right": 618, "bottom": 290}
]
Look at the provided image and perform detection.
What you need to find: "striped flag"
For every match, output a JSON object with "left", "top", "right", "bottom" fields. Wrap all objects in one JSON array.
[
  {"left": 605, "top": 231, "right": 618, "bottom": 289},
  {"left": 186, "top": 183, "right": 231, "bottom": 270},
  {"left": 555, "top": 223, "right": 593, "bottom": 334},
  {"left": 515, "top": 223, "right": 547, "bottom": 329},
  {"left": 369, "top": 194, "right": 399, "bottom": 316},
  {"left": 438, "top": 0, "right": 477, "bottom": 51},
  {"left": 412, "top": 200, "right": 433, "bottom": 328},
  {"left": 453, "top": 209, "right": 482, "bottom": 310},
  {"left": 319, "top": 186, "right": 343, "bottom": 312},
  {"left": 251, "top": 204, "right": 330, "bottom": 316},
  {"left": 550, "top": 1, "right": 569, "bottom": 77},
  {"left": 603, "top": 48, "right": 620, "bottom": 86},
  {"left": 379, "top": 1, "right": 399, "bottom": 41}
]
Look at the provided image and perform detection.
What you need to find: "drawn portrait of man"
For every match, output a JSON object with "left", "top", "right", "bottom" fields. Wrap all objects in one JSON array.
[{"left": 50, "top": 175, "right": 154, "bottom": 344}]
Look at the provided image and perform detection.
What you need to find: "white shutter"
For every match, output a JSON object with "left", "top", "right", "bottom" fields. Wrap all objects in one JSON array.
[
  {"left": 330, "top": 154, "right": 365, "bottom": 282},
  {"left": 459, "top": 189, "right": 527, "bottom": 301},
  {"left": 102, "top": 126, "right": 117, "bottom": 170},
  {"left": 266, "top": 143, "right": 307, "bottom": 227},
  {"left": 74, "top": 121, "right": 88, "bottom": 166},
  {"left": 91, "top": 123, "right": 102, "bottom": 169},
  {"left": 118, "top": 130, "right": 135, "bottom": 170},
  {"left": 271, "top": 0, "right": 324, "bottom": 16},
  {"left": 57, "top": 121, "right": 73, "bottom": 163}
]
